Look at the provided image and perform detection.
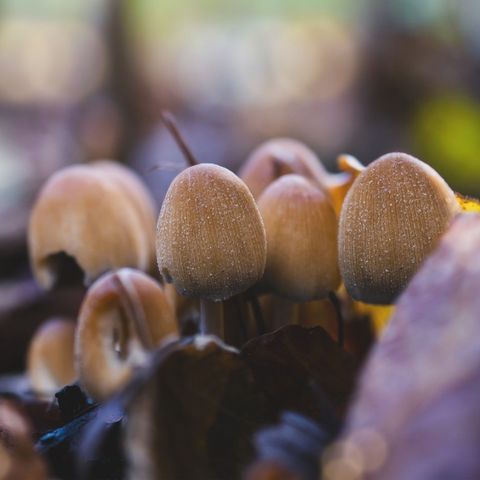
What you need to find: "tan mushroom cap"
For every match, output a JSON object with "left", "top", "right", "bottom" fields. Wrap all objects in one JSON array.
[
  {"left": 27, "top": 318, "right": 76, "bottom": 395},
  {"left": 258, "top": 174, "right": 340, "bottom": 301},
  {"left": 92, "top": 160, "right": 157, "bottom": 268},
  {"left": 239, "top": 138, "right": 329, "bottom": 199},
  {"left": 75, "top": 268, "right": 178, "bottom": 402},
  {"left": 339, "top": 152, "right": 460, "bottom": 305},
  {"left": 29, "top": 164, "right": 154, "bottom": 288},
  {"left": 157, "top": 163, "right": 267, "bottom": 301}
]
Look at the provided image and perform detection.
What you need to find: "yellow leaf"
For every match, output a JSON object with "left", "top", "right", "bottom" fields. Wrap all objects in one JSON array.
[
  {"left": 456, "top": 193, "right": 480, "bottom": 212},
  {"left": 354, "top": 302, "right": 395, "bottom": 337}
]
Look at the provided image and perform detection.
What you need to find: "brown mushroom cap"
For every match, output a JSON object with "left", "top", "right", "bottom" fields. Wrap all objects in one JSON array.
[
  {"left": 28, "top": 164, "right": 154, "bottom": 288},
  {"left": 75, "top": 268, "right": 178, "bottom": 401},
  {"left": 27, "top": 318, "right": 76, "bottom": 395},
  {"left": 92, "top": 160, "right": 157, "bottom": 268},
  {"left": 157, "top": 163, "right": 267, "bottom": 301},
  {"left": 339, "top": 152, "right": 460, "bottom": 305},
  {"left": 258, "top": 174, "right": 340, "bottom": 301},
  {"left": 239, "top": 138, "right": 329, "bottom": 199}
]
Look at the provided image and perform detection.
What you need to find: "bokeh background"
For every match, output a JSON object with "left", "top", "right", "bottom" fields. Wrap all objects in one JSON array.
[{"left": 0, "top": 0, "right": 480, "bottom": 370}]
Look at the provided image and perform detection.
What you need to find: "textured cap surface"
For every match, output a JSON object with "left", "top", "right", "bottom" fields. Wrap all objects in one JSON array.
[
  {"left": 157, "top": 164, "right": 267, "bottom": 301},
  {"left": 339, "top": 152, "right": 460, "bottom": 304},
  {"left": 239, "top": 138, "right": 329, "bottom": 199},
  {"left": 258, "top": 174, "right": 340, "bottom": 301},
  {"left": 29, "top": 164, "right": 154, "bottom": 288}
]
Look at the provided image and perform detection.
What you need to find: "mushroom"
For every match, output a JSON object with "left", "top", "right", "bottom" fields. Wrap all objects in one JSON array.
[
  {"left": 239, "top": 138, "right": 330, "bottom": 199},
  {"left": 75, "top": 268, "right": 178, "bottom": 401},
  {"left": 239, "top": 139, "right": 365, "bottom": 216},
  {"left": 27, "top": 318, "right": 76, "bottom": 396},
  {"left": 338, "top": 152, "right": 460, "bottom": 305},
  {"left": 28, "top": 162, "right": 155, "bottom": 289},
  {"left": 257, "top": 174, "right": 343, "bottom": 344},
  {"left": 157, "top": 163, "right": 267, "bottom": 337},
  {"left": 156, "top": 113, "right": 267, "bottom": 339},
  {"left": 91, "top": 160, "right": 157, "bottom": 268}
]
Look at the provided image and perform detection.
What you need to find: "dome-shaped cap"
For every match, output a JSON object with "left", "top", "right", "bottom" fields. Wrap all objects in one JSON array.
[
  {"left": 339, "top": 152, "right": 460, "bottom": 304},
  {"left": 157, "top": 163, "right": 267, "bottom": 301},
  {"left": 239, "top": 138, "right": 329, "bottom": 199},
  {"left": 258, "top": 174, "right": 340, "bottom": 301},
  {"left": 29, "top": 164, "right": 154, "bottom": 288}
]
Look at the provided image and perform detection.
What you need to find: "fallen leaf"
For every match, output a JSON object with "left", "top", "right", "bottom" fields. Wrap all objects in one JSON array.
[{"left": 242, "top": 325, "right": 358, "bottom": 427}]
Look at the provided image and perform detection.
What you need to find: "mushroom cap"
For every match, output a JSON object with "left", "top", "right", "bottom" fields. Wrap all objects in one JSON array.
[
  {"left": 258, "top": 174, "right": 340, "bottom": 301},
  {"left": 339, "top": 152, "right": 460, "bottom": 305},
  {"left": 27, "top": 318, "right": 76, "bottom": 395},
  {"left": 75, "top": 268, "right": 178, "bottom": 401},
  {"left": 239, "top": 138, "right": 329, "bottom": 199},
  {"left": 157, "top": 163, "right": 267, "bottom": 301},
  {"left": 92, "top": 160, "right": 157, "bottom": 268},
  {"left": 29, "top": 164, "right": 154, "bottom": 288}
]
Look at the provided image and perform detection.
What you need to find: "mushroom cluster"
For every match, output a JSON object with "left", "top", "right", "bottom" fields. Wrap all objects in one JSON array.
[{"left": 15, "top": 117, "right": 470, "bottom": 480}]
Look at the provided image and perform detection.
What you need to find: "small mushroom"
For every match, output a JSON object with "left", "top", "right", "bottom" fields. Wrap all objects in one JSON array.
[
  {"left": 258, "top": 174, "right": 340, "bottom": 301},
  {"left": 157, "top": 163, "right": 266, "bottom": 301},
  {"left": 239, "top": 138, "right": 330, "bottom": 199},
  {"left": 339, "top": 152, "right": 460, "bottom": 305},
  {"left": 239, "top": 139, "right": 364, "bottom": 216},
  {"left": 27, "top": 318, "right": 76, "bottom": 396},
  {"left": 75, "top": 268, "right": 178, "bottom": 401},
  {"left": 257, "top": 174, "right": 343, "bottom": 344},
  {"left": 157, "top": 163, "right": 267, "bottom": 337},
  {"left": 28, "top": 163, "right": 155, "bottom": 289}
]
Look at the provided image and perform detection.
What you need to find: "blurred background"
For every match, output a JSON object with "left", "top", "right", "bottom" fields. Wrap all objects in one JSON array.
[{"left": 0, "top": 0, "right": 480, "bottom": 370}]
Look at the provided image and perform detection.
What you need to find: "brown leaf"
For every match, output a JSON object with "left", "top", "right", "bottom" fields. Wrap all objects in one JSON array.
[
  {"left": 242, "top": 325, "right": 358, "bottom": 427},
  {"left": 123, "top": 336, "right": 268, "bottom": 480}
]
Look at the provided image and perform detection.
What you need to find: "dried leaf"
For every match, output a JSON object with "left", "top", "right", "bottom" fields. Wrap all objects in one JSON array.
[
  {"left": 77, "top": 336, "right": 268, "bottom": 480},
  {"left": 242, "top": 325, "right": 358, "bottom": 427}
]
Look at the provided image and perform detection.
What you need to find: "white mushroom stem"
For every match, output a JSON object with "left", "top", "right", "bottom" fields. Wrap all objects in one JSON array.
[{"left": 200, "top": 299, "right": 224, "bottom": 339}]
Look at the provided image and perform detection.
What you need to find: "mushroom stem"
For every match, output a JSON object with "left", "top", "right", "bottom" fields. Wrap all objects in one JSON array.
[
  {"left": 160, "top": 111, "right": 198, "bottom": 168},
  {"left": 328, "top": 291, "right": 344, "bottom": 349},
  {"left": 200, "top": 299, "right": 224, "bottom": 339},
  {"left": 249, "top": 295, "right": 266, "bottom": 336}
]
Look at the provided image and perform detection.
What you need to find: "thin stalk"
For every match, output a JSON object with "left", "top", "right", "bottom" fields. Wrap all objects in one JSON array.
[
  {"left": 328, "top": 291, "right": 344, "bottom": 349},
  {"left": 249, "top": 295, "right": 266, "bottom": 335},
  {"left": 160, "top": 111, "right": 198, "bottom": 167},
  {"left": 113, "top": 272, "right": 154, "bottom": 351},
  {"left": 200, "top": 299, "right": 224, "bottom": 340}
]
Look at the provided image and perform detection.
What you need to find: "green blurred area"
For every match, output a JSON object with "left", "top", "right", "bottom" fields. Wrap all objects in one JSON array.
[{"left": 414, "top": 96, "right": 480, "bottom": 195}]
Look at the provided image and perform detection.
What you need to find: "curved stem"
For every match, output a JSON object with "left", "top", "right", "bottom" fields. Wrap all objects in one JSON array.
[
  {"left": 328, "top": 291, "right": 344, "bottom": 349},
  {"left": 113, "top": 272, "right": 154, "bottom": 350},
  {"left": 249, "top": 295, "right": 266, "bottom": 335},
  {"left": 160, "top": 111, "right": 198, "bottom": 167}
]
